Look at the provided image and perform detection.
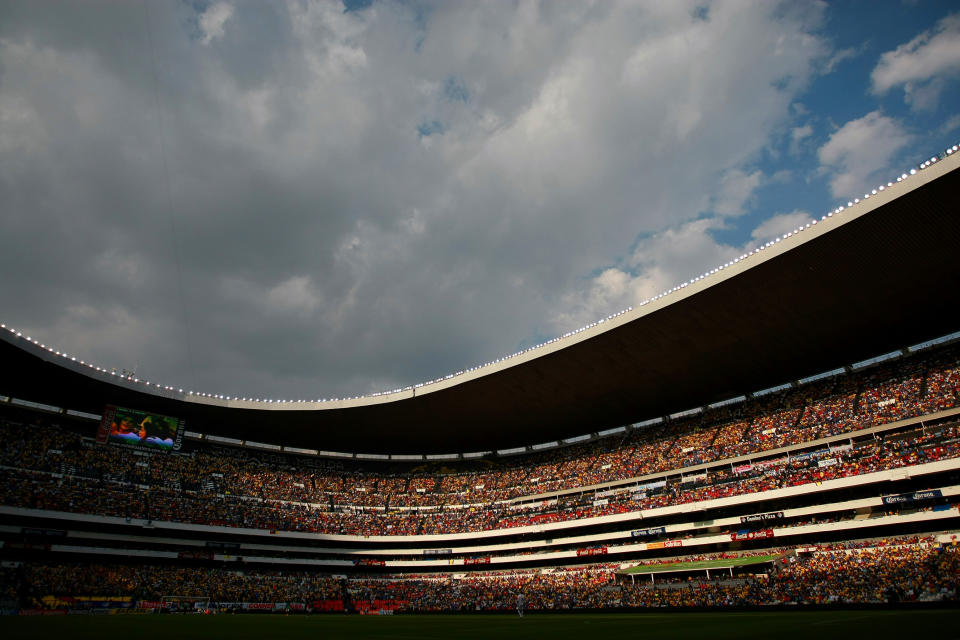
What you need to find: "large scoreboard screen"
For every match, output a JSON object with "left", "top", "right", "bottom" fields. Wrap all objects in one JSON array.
[{"left": 96, "top": 405, "right": 185, "bottom": 452}]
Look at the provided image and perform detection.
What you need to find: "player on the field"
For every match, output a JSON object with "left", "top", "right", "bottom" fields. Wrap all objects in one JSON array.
[{"left": 517, "top": 592, "right": 525, "bottom": 617}]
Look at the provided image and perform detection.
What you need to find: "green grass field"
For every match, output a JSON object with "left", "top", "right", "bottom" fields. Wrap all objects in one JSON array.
[
  {"left": 2, "top": 610, "right": 956, "bottom": 640},
  {"left": 619, "top": 553, "right": 781, "bottom": 574}
]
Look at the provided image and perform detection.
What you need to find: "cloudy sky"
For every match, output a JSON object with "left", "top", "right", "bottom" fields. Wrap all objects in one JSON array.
[{"left": 1, "top": 0, "right": 959, "bottom": 402}]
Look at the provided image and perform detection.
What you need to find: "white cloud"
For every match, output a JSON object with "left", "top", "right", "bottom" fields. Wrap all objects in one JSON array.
[
  {"left": 791, "top": 124, "right": 813, "bottom": 142},
  {"left": 789, "top": 123, "right": 813, "bottom": 155},
  {"left": 823, "top": 46, "right": 860, "bottom": 74},
  {"left": 712, "top": 169, "right": 764, "bottom": 217},
  {"left": 750, "top": 210, "right": 811, "bottom": 245},
  {"left": 551, "top": 217, "right": 740, "bottom": 332},
  {"left": 871, "top": 13, "right": 960, "bottom": 110},
  {"left": 817, "top": 111, "right": 912, "bottom": 200},
  {"left": 199, "top": 2, "right": 234, "bottom": 45},
  {"left": 555, "top": 208, "right": 816, "bottom": 333},
  {"left": 941, "top": 113, "right": 960, "bottom": 134}
]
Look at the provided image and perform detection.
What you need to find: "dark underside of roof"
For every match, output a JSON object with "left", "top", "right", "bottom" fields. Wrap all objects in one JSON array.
[{"left": 3, "top": 166, "right": 960, "bottom": 455}]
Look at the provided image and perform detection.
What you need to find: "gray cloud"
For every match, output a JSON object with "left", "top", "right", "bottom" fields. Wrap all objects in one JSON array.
[{"left": 0, "top": 0, "right": 834, "bottom": 400}]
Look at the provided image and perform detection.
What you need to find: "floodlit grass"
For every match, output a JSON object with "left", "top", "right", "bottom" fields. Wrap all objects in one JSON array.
[
  {"left": 2, "top": 610, "right": 957, "bottom": 640},
  {"left": 620, "top": 553, "right": 781, "bottom": 574}
]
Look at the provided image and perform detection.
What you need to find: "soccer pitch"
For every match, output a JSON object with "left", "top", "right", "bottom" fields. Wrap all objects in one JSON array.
[{"left": 2, "top": 610, "right": 956, "bottom": 640}]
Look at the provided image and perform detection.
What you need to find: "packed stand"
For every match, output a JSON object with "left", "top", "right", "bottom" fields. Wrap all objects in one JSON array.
[
  {"left": 4, "top": 536, "right": 957, "bottom": 610},
  {"left": 1, "top": 343, "right": 959, "bottom": 536},
  {"left": 1, "top": 415, "right": 958, "bottom": 536}
]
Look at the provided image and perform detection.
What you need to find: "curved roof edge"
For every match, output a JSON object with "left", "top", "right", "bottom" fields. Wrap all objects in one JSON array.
[{"left": 2, "top": 146, "right": 960, "bottom": 453}]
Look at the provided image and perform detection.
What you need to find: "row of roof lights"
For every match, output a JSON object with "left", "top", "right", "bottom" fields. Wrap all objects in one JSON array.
[{"left": 2, "top": 144, "right": 957, "bottom": 405}]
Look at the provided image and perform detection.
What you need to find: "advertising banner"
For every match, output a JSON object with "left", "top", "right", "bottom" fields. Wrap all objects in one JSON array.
[
  {"left": 595, "top": 488, "right": 625, "bottom": 499},
  {"left": 740, "top": 512, "right": 784, "bottom": 524},
  {"left": 730, "top": 529, "right": 774, "bottom": 541},
  {"left": 792, "top": 448, "right": 829, "bottom": 461},
  {"left": 635, "top": 480, "right": 667, "bottom": 491},
  {"left": 205, "top": 541, "right": 241, "bottom": 550},
  {"left": 20, "top": 528, "right": 67, "bottom": 538},
  {"left": 754, "top": 457, "right": 788, "bottom": 470},
  {"left": 881, "top": 489, "right": 943, "bottom": 505},
  {"left": 19, "top": 609, "right": 67, "bottom": 616}
]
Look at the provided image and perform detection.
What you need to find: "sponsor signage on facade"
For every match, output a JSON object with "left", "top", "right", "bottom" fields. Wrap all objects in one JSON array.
[
  {"left": 730, "top": 529, "right": 774, "bottom": 541},
  {"left": 740, "top": 511, "right": 784, "bottom": 524},
  {"left": 353, "top": 558, "right": 386, "bottom": 567},
  {"left": 881, "top": 489, "right": 943, "bottom": 505},
  {"left": 754, "top": 457, "right": 788, "bottom": 470}
]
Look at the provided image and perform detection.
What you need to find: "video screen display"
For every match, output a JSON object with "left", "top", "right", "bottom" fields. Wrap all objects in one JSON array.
[{"left": 97, "top": 405, "right": 185, "bottom": 452}]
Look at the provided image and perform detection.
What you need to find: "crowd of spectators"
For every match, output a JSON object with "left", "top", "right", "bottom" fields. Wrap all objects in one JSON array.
[
  {"left": 4, "top": 564, "right": 342, "bottom": 605},
  {"left": 3, "top": 537, "right": 956, "bottom": 610},
  {"left": 1, "top": 419, "right": 957, "bottom": 537},
  {"left": 0, "top": 343, "right": 959, "bottom": 538},
  {"left": 616, "top": 542, "right": 959, "bottom": 607}
]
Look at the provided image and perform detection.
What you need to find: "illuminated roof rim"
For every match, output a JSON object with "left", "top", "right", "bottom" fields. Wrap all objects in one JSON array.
[{"left": 1, "top": 143, "right": 957, "bottom": 411}]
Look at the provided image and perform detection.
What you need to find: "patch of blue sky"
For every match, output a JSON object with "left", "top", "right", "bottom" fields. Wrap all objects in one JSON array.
[
  {"left": 802, "top": 3, "right": 957, "bottom": 125},
  {"left": 443, "top": 76, "right": 470, "bottom": 103},
  {"left": 575, "top": 226, "right": 661, "bottom": 283},
  {"left": 517, "top": 329, "right": 556, "bottom": 353},
  {"left": 706, "top": 2, "right": 960, "bottom": 252},
  {"left": 691, "top": 4, "right": 709, "bottom": 23},
  {"left": 417, "top": 120, "right": 444, "bottom": 138},
  {"left": 342, "top": 0, "right": 373, "bottom": 13},
  {"left": 181, "top": 0, "right": 213, "bottom": 42},
  {"left": 184, "top": 0, "right": 211, "bottom": 15},
  {"left": 409, "top": 4, "right": 432, "bottom": 52}
]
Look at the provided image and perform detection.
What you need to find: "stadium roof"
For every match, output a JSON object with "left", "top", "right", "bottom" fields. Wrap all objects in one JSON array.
[{"left": 3, "top": 150, "right": 960, "bottom": 455}]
